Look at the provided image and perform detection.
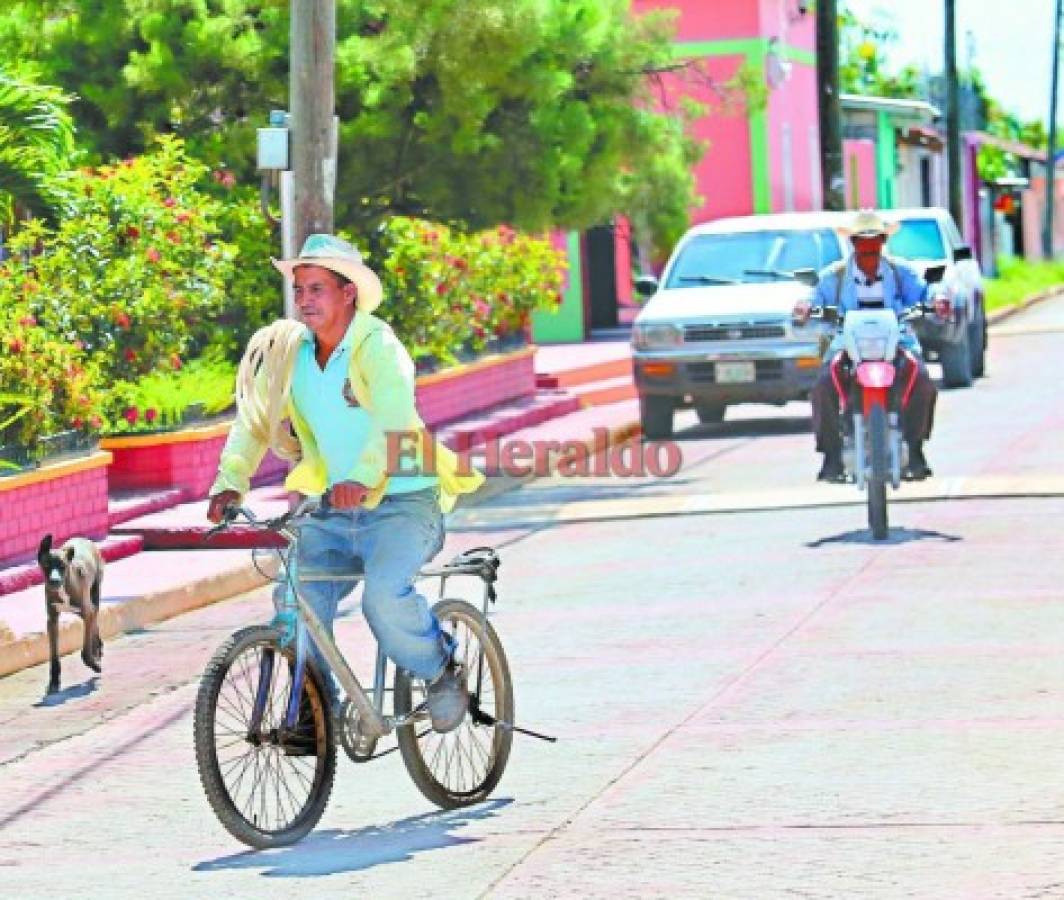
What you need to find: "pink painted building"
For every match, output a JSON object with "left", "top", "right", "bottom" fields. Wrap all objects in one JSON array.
[
  {"left": 534, "top": 0, "right": 823, "bottom": 342},
  {"left": 631, "top": 0, "right": 821, "bottom": 223}
]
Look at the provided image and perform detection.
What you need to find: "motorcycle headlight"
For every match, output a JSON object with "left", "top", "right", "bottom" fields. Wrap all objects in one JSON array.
[
  {"left": 856, "top": 336, "right": 889, "bottom": 360},
  {"left": 633, "top": 323, "right": 683, "bottom": 350}
]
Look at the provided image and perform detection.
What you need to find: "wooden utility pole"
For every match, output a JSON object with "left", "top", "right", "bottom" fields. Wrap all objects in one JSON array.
[
  {"left": 816, "top": 0, "right": 845, "bottom": 210},
  {"left": 290, "top": 0, "right": 336, "bottom": 251},
  {"left": 1044, "top": 0, "right": 1063, "bottom": 258},
  {"left": 945, "top": 0, "right": 964, "bottom": 228}
]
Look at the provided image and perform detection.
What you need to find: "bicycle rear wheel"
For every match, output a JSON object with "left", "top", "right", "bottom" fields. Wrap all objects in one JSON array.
[
  {"left": 394, "top": 599, "right": 514, "bottom": 809},
  {"left": 193, "top": 625, "right": 336, "bottom": 848}
]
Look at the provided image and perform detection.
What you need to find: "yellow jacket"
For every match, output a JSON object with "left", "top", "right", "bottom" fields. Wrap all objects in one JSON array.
[{"left": 210, "top": 315, "right": 485, "bottom": 512}]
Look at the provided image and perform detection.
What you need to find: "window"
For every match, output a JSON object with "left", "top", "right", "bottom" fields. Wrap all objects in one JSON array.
[
  {"left": 886, "top": 219, "right": 946, "bottom": 261},
  {"left": 666, "top": 229, "right": 844, "bottom": 288}
]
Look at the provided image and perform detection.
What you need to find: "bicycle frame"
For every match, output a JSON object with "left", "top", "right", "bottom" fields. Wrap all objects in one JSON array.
[{"left": 252, "top": 510, "right": 498, "bottom": 742}]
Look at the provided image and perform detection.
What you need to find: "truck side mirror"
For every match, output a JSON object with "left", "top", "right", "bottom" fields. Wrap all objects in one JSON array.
[
  {"left": 953, "top": 245, "right": 973, "bottom": 262},
  {"left": 924, "top": 264, "right": 946, "bottom": 284},
  {"left": 634, "top": 275, "right": 659, "bottom": 298}
]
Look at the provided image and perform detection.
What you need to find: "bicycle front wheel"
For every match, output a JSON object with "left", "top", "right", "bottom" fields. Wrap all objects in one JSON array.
[
  {"left": 394, "top": 599, "right": 514, "bottom": 809},
  {"left": 193, "top": 625, "right": 336, "bottom": 848}
]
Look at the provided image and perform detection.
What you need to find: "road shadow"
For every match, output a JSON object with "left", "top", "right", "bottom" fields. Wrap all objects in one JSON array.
[
  {"left": 33, "top": 675, "right": 100, "bottom": 708},
  {"left": 670, "top": 415, "right": 813, "bottom": 442},
  {"left": 806, "top": 527, "right": 963, "bottom": 548},
  {"left": 193, "top": 798, "right": 512, "bottom": 878}
]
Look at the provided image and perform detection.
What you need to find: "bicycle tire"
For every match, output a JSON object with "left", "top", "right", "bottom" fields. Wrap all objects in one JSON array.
[
  {"left": 193, "top": 625, "right": 336, "bottom": 848},
  {"left": 394, "top": 599, "right": 514, "bottom": 809}
]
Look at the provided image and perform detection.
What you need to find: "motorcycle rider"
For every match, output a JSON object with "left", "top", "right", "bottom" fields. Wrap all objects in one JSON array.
[{"left": 795, "top": 210, "right": 939, "bottom": 483}]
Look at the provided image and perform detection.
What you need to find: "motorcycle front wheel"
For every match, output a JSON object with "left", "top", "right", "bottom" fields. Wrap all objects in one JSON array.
[{"left": 867, "top": 404, "right": 890, "bottom": 540}]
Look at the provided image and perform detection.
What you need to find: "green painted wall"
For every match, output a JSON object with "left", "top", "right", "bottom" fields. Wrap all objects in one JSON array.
[
  {"left": 876, "top": 110, "right": 897, "bottom": 209},
  {"left": 531, "top": 232, "right": 585, "bottom": 343}
]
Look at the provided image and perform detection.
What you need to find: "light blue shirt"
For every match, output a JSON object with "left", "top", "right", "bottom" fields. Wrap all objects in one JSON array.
[
  {"left": 291, "top": 320, "right": 438, "bottom": 495},
  {"left": 815, "top": 255, "right": 928, "bottom": 317}
]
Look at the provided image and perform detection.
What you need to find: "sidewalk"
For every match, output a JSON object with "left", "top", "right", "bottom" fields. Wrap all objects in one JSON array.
[{"left": 0, "top": 337, "right": 639, "bottom": 679}]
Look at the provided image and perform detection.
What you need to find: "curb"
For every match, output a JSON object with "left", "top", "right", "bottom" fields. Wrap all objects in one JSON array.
[
  {"left": 986, "top": 286, "right": 1063, "bottom": 326},
  {"left": 0, "top": 416, "right": 641, "bottom": 680},
  {"left": 0, "top": 556, "right": 277, "bottom": 681}
]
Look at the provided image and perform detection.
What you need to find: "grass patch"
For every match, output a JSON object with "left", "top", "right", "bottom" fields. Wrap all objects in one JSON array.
[{"left": 984, "top": 257, "right": 1064, "bottom": 312}]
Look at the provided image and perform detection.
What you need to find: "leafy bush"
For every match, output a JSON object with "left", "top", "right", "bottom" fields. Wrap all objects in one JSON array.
[
  {"left": 0, "top": 305, "right": 104, "bottom": 455},
  {"left": 0, "top": 136, "right": 237, "bottom": 387},
  {"left": 213, "top": 180, "right": 284, "bottom": 359},
  {"left": 371, "top": 217, "right": 565, "bottom": 366},
  {"left": 105, "top": 353, "right": 237, "bottom": 434}
]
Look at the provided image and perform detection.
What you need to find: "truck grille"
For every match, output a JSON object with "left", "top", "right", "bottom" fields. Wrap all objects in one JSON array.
[
  {"left": 684, "top": 324, "right": 786, "bottom": 342},
  {"left": 686, "top": 360, "right": 785, "bottom": 383}
]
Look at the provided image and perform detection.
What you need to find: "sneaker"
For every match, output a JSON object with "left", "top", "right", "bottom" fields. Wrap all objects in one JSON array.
[
  {"left": 903, "top": 445, "right": 933, "bottom": 481},
  {"left": 817, "top": 452, "right": 845, "bottom": 483},
  {"left": 426, "top": 660, "right": 468, "bottom": 733}
]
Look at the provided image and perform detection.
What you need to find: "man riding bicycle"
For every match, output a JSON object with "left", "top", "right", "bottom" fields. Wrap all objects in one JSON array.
[{"left": 207, "top": 234, "right": 483, "bottom": 734}]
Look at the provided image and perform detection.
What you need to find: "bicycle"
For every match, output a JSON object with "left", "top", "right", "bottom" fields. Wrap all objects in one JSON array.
[{"left": 192, "top": 497, "right": 518, "bottom": 849}]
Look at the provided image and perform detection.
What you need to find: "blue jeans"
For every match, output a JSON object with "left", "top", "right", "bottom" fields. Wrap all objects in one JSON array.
[{"left": 275, "top": 486, "right": 448, "bottom": 706}]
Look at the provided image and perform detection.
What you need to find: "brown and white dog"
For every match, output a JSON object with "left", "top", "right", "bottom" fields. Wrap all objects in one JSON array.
[{"left": 37, "top": 534, "right": 104, "bottom": 694}]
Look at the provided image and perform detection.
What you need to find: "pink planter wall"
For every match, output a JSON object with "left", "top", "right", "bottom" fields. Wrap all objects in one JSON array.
[
  {"left": 0, "top": 454, "right": 111, "bottom": 566},
  {"left": 415, "top": 348, "right": 537, "bottom": 428}
]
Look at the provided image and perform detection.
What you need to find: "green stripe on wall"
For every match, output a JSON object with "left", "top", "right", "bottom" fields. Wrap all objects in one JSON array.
[
  {"left": 747, "top": 43, "right": 772, "bottom": 214},
  {"left": 531, "top": 231, "right": 584, "bottom": 343}
]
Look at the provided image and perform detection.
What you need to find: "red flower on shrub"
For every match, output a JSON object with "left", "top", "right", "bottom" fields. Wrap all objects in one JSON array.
[
  {"left": 126, "top": 225, "right": 141, "bottom": 240},
  {"left": 474, "top": 299, "right": 491, "bottom": 318},
  {"left": 449, "top": 256, "right": 468, "bottom": 271},
  {"left": 71, "top": 417, "right": 83, "bottom": 430},
  {"left": 176, "top": 212, "right": 191, "bottom": 224},
  {"left": 170, "top": 354, "right": 182, "bottom": 370},
  {"left": 123, "top": 407, "right": 139, "bottom": 425},
  {"left": 146, "top": 248, "right": 162, "bottom": 264},
  {"left": 115, "top": 311, "right": 131, "bottom": 329},
  {"left": 164, "top": 197, "right": 176, "bottom": 208},
  {"left": 8, "top": 338, "right": 23, "bottom": 353},
  {"left": 435, "top": 283, "right": 449, "bottom": 296},
  {"left": 145, "top": 408, "right": 158, "bottom": 423},
  {"left": 18, "top": 315, "right": 36, "bottom": 327},
  {"left": 124, "top": 349, "right": 137, "bottom": 363},
  {"left": 473, "top": 326, "right": 486, "bottom": 339},
  {"left": 165, "top": 231, "right": 180, "bottom": 244},
  {"left": 497, "top": 225, "right": 516, "bottom": 245},
  {"left": 22, "top": 279, "right": 39, "bottom": 294},
  {"left": 90, "top": 415, "right": 102, "bottom": 430}
]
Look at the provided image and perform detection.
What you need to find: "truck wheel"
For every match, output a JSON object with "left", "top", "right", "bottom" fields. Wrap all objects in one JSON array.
[
  {"left": 695, "top": 403, "right": 726, "bottom": 425},
  {"left": 968, "top": 316, "right": 986, "bottom": 378},
  {"left": 640, "top": 396, "right": 674, "bottom": 439},
  {"left": 940, "top": 328, "right": 973, "bottom": 388}
]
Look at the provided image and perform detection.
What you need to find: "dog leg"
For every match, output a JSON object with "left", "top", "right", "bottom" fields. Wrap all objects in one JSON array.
[
  {"left": 46, "top": 611, "right": 60, "bottom": 694},
  {"left": 91, "top": 576, "right": 103, "bottom": 661},
  {"left": 81, "top": 609, "right": 102, "bottom": 674}
]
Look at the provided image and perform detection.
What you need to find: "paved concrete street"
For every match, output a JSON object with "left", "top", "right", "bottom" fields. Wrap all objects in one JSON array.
[{"left": 1, "top": 300, "right": 1063, "bottom": 898}]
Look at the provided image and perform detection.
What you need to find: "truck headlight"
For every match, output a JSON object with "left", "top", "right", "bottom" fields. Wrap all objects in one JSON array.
[{"left": 633, "top": 323, "right": 682, "bottom": 349}]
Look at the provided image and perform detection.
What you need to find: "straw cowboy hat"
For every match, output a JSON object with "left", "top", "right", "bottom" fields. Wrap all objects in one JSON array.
[
  {"left": 272, "top": 233, "right": 384, "bottom": 314},
  {"left": 839, "top": 210, "right": 900, "bottom": 239}
]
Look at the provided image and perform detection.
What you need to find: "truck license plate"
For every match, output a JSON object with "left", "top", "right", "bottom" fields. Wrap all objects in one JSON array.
[{"left": 715, "top": 361, "right": 756, "bottom": 383}]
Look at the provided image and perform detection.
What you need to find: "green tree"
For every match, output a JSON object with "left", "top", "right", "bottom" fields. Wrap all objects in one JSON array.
[
  {"left": 838, "top": 7, "right": 922, "bottom": 100},
  {"left": 0, "top": 66, "right": 77, "bottom": 227},
  {"left": 0, "top": 0, "right": 705, "bottom": 253}
]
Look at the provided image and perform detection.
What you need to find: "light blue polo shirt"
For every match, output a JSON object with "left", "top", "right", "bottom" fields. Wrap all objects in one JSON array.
[{"left": 291, "top": 320, "right": 438, "bottom": 495}]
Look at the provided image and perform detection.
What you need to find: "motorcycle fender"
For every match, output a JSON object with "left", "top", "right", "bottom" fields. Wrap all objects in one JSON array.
[{"left": 855, "top": 361, "right": 896, "bottom": 389}]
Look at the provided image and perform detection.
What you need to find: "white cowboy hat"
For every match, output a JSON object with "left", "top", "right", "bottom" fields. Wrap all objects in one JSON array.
[
  {"left": 839, "top": 209, "right": 900, "bottom": 239},
  {"left": 272, "top": 233, "right": 384, "bottom": 314}
]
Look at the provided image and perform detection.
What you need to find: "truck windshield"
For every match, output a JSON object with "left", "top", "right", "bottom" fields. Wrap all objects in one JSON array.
[
  {"left": 887, "top": 219, "right": 946, "bottom": 261},
  {"left": 665, "top": 229, "right": 842, "bottom": 288}
]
